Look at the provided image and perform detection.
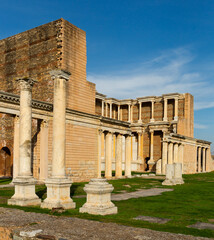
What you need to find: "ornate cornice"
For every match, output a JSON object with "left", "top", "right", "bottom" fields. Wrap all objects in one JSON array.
[{"left": 0, "top": 91, "right": 53, "bottom": 111}]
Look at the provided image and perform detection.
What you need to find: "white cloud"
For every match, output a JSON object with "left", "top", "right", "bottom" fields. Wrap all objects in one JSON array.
[
  {"left": 88, "top": 47, "right": 214, "bottom": 110},
  {"left": 194, "top": 123, "right": 208, "bottom": 129}
]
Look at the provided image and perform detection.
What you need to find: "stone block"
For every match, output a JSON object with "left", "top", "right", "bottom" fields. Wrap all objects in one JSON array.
[
  {"left": 79, "top": 178, "right": 117, "bottom": 215},
  {"left": 173, "top": 163, "right": 184, "bottom": 184},
  {"left": 41, "top": 178, "right": 76, "bottom": 209},
  {"left": 162, "top": 164, "right": 175, "bottom": 186},
  {"left": 155, "top": 159, "right": 162, "bottom": 175},
  {"left": 8, "top": 177, "right": 41, "bottom": 206}
]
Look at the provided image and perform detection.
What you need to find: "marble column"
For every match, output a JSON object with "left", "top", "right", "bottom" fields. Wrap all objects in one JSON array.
[
  {"left": 168, "top": 142, "right": 173, "bottom": 164},
  {"left": 109, "top": 102, "right": 112, "bottom": 118},
  {"left": 115, "top": 134, "right": 123, "bottom": 178},
  {"left": 173, "top": 143, "right": 179, "bottom": 163},
  {"left": 174, "top": 97, "right": 178, "bottom": 121},
  {"left": 202, "top": 147, "right": 206, "bottom": 172},
  {"left": 128, "top": 104, "right": 131, "bottom": 122},
  {"left": 130, "top": 104, "right": 133, "bottom": 123},
  {"left": 198, "top": 147, "right": 201, "bottom": 172},
  {"left": 125, "top": 135, "right": 132, "bottom": 177},
  {"left": 105, "top": 131, "right": 113, "bottom": 178},
  {"left": 120, "top": 106, "right": 123, "bottom": 121},
  {"left": 150, "top": 100, "right": 155, "bottom": 122},
  {"left": 97, "top": 129, "right": 103, "bottom": 178},
  {"left": 163, "top": 98, "right": 168, "bottom": 121},
  {"left": 178, "top": 144, "right": 184, "bottom": 166},
  {"left": 101, "top": 100, "right": 104, "bottom": 116},
  {"left": 41, "top": 70, "right": 75, "bottom": 209},
  {"left": 162, "top": 141, "right": 168, "bottom": 175},
  {"left": 39, "top": 120, "right": 49, "bottom": 182},
  {"left": 138, "top": 102, "right": 142, "bottom": 123},
  {"left": 8, "top": 78, "right": 41, "bottom": 206},
  {"left": 137, "top": 132, "right": 142, "bottom": 162},
  {"left": 118, "top": 105, "right": 120, "bottom": 120},
  {"left": 148, "top": 130, "right": 155, "bottom": 170},
  {"left": 105, "top": 102, "right": 108, "bottom": 117},
  {"left": 12, "top": 116, "right": 20, "bottom": 180}
]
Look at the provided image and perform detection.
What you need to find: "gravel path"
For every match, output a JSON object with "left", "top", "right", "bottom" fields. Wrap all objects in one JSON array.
[{"left": 0, "top": 208, "right": 212, "bottom": 240}]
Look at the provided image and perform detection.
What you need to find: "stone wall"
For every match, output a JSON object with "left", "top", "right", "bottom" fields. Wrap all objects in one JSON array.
[
  {"left": 177, "top": 93, "right": 194, "bottom": 138},
  {"left": 183, "top": 144, "right": 197, "bottom": 173}
]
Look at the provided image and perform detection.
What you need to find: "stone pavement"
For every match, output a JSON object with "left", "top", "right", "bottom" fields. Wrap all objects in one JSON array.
[
  {"left": 0, "top": 208, "right": 211, "bottom": 240},
  {"left": 111, "top": 188, "right": 173, "bottom": 201}
]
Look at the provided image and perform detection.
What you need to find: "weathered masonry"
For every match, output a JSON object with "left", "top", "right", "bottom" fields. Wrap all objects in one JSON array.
[{"left": 0, "top": 18, "right": 213, "bottom": 182}]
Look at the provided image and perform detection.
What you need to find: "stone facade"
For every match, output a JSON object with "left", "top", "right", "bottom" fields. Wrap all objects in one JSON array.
[{"left": 0, "top": 19, "right": 213, "bottom": 181}]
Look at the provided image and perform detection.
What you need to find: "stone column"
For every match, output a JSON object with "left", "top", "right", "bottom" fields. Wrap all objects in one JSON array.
[
  {"left": 162, "top": 141, "right": 168, "bottom": 175},
  {"left": 138, "top": 102, "right": 142, "bottom": 123},
  {"left": 128, "top": 104, "right": 131, "bottom": 122},
  {"left": 120, "top": 106, "right": 123, "bottom": 121},
  {"left": 109, "top": 102, "right": 112, "bottom": 118},
  {"left": 101, "top": 100, "right": 104, "bottom": 116},
  {"left": 8, "top": 78, "right": 41, "bottom": 206},
  {"left": 105, "top": 131, "right": 113, "bottom": 178},
  {"left": 39, "top": 120, "right": 49, "bottom": 182},
  {"left": 97, "top": 129, "right": 103, "bottom": 178},
  {"left": 137, "top": 132, "right": 142, "bottom": 162},
  {"left": 130, "top": 104, "right": 133, "bottom": 123},
  {"left": 115, "top": 134, "right": 123, "bottom": 178},
  {"left": 125, "top": 135, "right": 132, "bottom": 177},
  {"left": 174, "top": 97, "right": 178, "bottom": 121},
  {"left": 12, "top": 116, "right": 20, "bottom": 180},
  {"left": 163, "top": 98, "right": 168, "bottom": 121},
  {"left": 173, "top": 143, "right": 179, "bottom": 163},
  {"left": 202, "top": 147, "right": 206, "bottom": 172},
  {"left": 150, "top": 100, "right": 155, "bottom": 122},
  {"left": 148, "top": 130, "right": 155, "bottom": 170},
  {"left": 173, "top": 163, "right": 184, "bottom": 184},
  {"left": 118, "top": 105, "right": 120, "bottom": 120},
  {"left": 178, "top": 144, "right": 184, "bottom": 166},
  {"left": 162, "top": 164, "right": 175, "bottom": 185},
  {"left": 41, "top": 70, "right": 75, "bottom": 209},
  {"left": 198, "top": 147, "right": 201, "bottom": 172},
  {"left": 168, "top": 142, "right": 173, "bottom": 164},
  {"left": 105, "top": 102, "right": 108, "bottom": 117}
]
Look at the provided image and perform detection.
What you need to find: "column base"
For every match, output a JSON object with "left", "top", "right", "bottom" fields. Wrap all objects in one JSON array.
[
  {"left": 41, "top": 177, "right": 75, "bottom": 209},
  {"left": 8, "top": 177, "right": 41, "bottom": 206},
  {"left": 150, "top": 118, "right": 155, "bottom": 123},
  {"left": 163, "top": 118, "right": 168, "bottom": 122},
  {"left": 148, "top": 161, "right": 155, "bottom": 171},
  {"left": 173, "top": 178, "right": 184, "bottom": 185},
  {"left": 162, "top": 179, "right": 175, "bottom": 186},
  {"left": 80, "top": 178, "right": 117, "bottom": 215}
]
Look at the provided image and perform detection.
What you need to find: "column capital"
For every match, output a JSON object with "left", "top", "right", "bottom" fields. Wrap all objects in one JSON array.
[
  {"left": 14, "top": 115, "right": 20, "bottom": 123},
  {"left": 50, "top": 69, "right": 71, "bottom": 81},
  {"left": 16, "top": 78, "right": 37, "bottom": 91},
  {"left": 41, "top": 119, "right": 49, "bottom": 128},
  {"left": 98, "top": 129, "right": 103, "bottom": 135}
]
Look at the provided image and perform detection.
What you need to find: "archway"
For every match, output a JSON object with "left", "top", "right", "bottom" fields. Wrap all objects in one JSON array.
[{"left": 0, "top": 147, "right": 12, "bottom": 177}]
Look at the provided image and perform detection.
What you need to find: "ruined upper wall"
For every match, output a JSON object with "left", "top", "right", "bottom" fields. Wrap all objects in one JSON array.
[
  {"left": 177, "top": 93, "right": 194, "bottom": 138},
  {"left": 0, "top": 18, "right": 96, "bottom": 114}
]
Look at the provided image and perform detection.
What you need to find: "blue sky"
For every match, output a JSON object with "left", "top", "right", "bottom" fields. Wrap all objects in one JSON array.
[{"left": 0, "top": 0, "right": 214, "bottom": 151}]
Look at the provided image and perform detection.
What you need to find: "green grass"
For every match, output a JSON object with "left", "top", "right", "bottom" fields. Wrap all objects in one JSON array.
[
  {"left": 0, "top": 178, "right": 12, "bottom": 185},
  {"left": 0, "top": 173, "right": 213, "bottom": 238}
]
